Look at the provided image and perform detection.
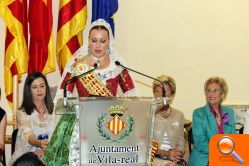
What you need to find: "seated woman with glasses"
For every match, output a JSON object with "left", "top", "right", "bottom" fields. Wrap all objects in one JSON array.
[
  {"left": 152, "top": 75, "right": 187, "bottom": 166},
  {"left": 189, "top": 76, "right": 236, "bottom": 166}
]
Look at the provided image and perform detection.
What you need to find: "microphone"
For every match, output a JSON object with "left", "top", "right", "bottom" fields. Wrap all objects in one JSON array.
[
  {"left": 115, "top": 61, "right": 167, "bottom": 105},
  {"left": 63, "top": 63, "right": 98, "bottom": 106}
]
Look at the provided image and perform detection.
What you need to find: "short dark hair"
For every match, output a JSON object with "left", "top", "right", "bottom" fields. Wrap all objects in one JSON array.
[
  {"left": 20, "top": 72, "right": 53, "bottom": 115},
  {"left": 13, "top": 152, "right": 45, "bottom": 166}
]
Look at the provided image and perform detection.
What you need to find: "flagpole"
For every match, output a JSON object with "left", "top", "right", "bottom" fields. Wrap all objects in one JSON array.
[{"left": 13, "top": 75, "right": 18, "bottom": 130}]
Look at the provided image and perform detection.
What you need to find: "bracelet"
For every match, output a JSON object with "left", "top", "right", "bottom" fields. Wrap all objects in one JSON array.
[{"left": 155, "top": 152, "right": 171, "bottom": 160}]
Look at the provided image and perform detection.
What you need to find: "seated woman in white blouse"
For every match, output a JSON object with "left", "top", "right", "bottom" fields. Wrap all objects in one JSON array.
[{"left": 9, "top": 72, "right": 54, "bottom": 165}]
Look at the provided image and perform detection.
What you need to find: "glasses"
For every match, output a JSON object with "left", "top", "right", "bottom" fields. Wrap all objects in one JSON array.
[{"left": 206, "top": 89, "right": 222, "bottom": 95}]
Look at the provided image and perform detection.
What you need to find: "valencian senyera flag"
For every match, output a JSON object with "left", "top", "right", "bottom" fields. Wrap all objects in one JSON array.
[
  {"left": 0, "top": 0, "right": 28, "bottom": 110},
  {"left": 57, "top": 0, "right": 87, "bottom": 74},
  {"left": 92, "top": 0, "right": 118, "bottom": 36},
  {"left": 28, "top": 0, "right": 55, "bottom": 74}
]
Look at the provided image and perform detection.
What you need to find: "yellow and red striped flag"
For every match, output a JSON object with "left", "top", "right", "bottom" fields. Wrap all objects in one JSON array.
[
  {"left": 57, "top": 0, "right": 87, "bottom": 74},
  {"left": 0, "top": 0, "right": 28, "bottom": 110},
  {"left": 28, "top": 0, "right": 55, "bottom": 74}
]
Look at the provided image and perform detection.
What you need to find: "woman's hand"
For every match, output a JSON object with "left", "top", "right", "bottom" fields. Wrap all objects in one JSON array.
[
  {"left": 169, "top": 149, "right": 182, "bottom": 162},
  {"left": 34, "top": 148, "right": 45, "bottom": 158},
  {"left": 157, "top": 148, "right": 183, "bottom": 163},
  {"left": 40, "top": 139, "right": 49, "bottom": 148}
]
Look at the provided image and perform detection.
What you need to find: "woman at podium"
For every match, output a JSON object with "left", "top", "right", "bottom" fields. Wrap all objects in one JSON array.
[
  {"left": 54, "top": 19, "right": 138, "bottom": 101},
  {"left": 44, "top": 19, "right": 138, "bottom": 165}
]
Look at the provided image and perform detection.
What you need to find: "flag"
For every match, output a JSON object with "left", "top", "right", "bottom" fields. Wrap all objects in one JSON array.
[
  {"left": 92, "top": 0, "right": 118, "bottom": 35},
  {"left": 57, "top": 0, "right": 87, "bottom": 74},
  {"left": 0, "top": 0, "right": 28, "bottom": 110},
  {"left": 28, "top": 0, "right": 55, "bottom": 74}
]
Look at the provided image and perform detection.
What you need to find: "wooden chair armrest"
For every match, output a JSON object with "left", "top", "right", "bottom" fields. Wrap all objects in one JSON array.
[
  {"left": 7, "top": 120, "right": 17, "bottom": 126},
  {"left": 4, "top": 135, "right": 12, "bottom": 144}
]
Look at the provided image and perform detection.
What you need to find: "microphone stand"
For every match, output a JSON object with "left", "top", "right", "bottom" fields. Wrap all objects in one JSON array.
[
  {"left": 115, "top": 61, "right": 167, "bottom": 105},
  {"left": 63, "top": 63, "right": 98, "bottom": 106}
]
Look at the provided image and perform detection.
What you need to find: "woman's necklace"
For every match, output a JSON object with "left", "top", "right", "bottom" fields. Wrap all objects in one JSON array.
[
  {"left": 37, "top": 106, "right": 47, "bottom": 123},
  {"left": 159, "top": 107, "right": 172, "bottom": 118},
  {"left": 90, "top": 55, "right": 105, "bottom": 67},
  {"left": 215, "top": 111, "right": 221, "bottom": 126},
  {"left": 36, "top": 105, "right": 46, "bottom": 115}
]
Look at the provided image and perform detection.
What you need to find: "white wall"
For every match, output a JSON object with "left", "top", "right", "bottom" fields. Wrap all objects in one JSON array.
[
  {"left": 1, "top": 0, "right": 249, "bottom": 124},
  {"left": 115, "top": 0, "right": 249, "bottom": 119}
]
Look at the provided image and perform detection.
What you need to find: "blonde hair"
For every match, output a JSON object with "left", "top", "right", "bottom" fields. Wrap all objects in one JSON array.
[
  {"left": 204, "top": 76, "right": 228, "bottom": 101},
  {"left": 152, "top": 75, "right": 176, "bottom": 96}
]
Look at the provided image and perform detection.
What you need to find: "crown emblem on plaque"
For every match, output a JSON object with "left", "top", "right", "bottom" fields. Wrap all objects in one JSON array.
[
  {"left": 97, "top": 105, "right": 135, "bottom": 143},
  {"left": 108, "top": 105, "right": 127, "bottom": 116}
]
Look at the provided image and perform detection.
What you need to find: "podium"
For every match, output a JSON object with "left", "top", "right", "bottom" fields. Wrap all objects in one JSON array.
[{"left": 44, "top": 97, "right": 163, "bottom": 166}]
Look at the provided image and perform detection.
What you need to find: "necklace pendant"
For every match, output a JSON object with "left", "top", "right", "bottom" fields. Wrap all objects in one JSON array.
[
  {"left": 39, "top": 123, "right": 44, "bottom": 127},
  {"left": 97, "top": 59, "right": 101, "bottom": 67}
]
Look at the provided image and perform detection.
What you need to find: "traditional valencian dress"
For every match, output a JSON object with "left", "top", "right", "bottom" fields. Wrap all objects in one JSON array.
[
  {"left": 43, "top": 19, "right": 138, "bottom": 165},
  {"left": 59, "top": 55, "right": 136, "bottom": 98}
]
